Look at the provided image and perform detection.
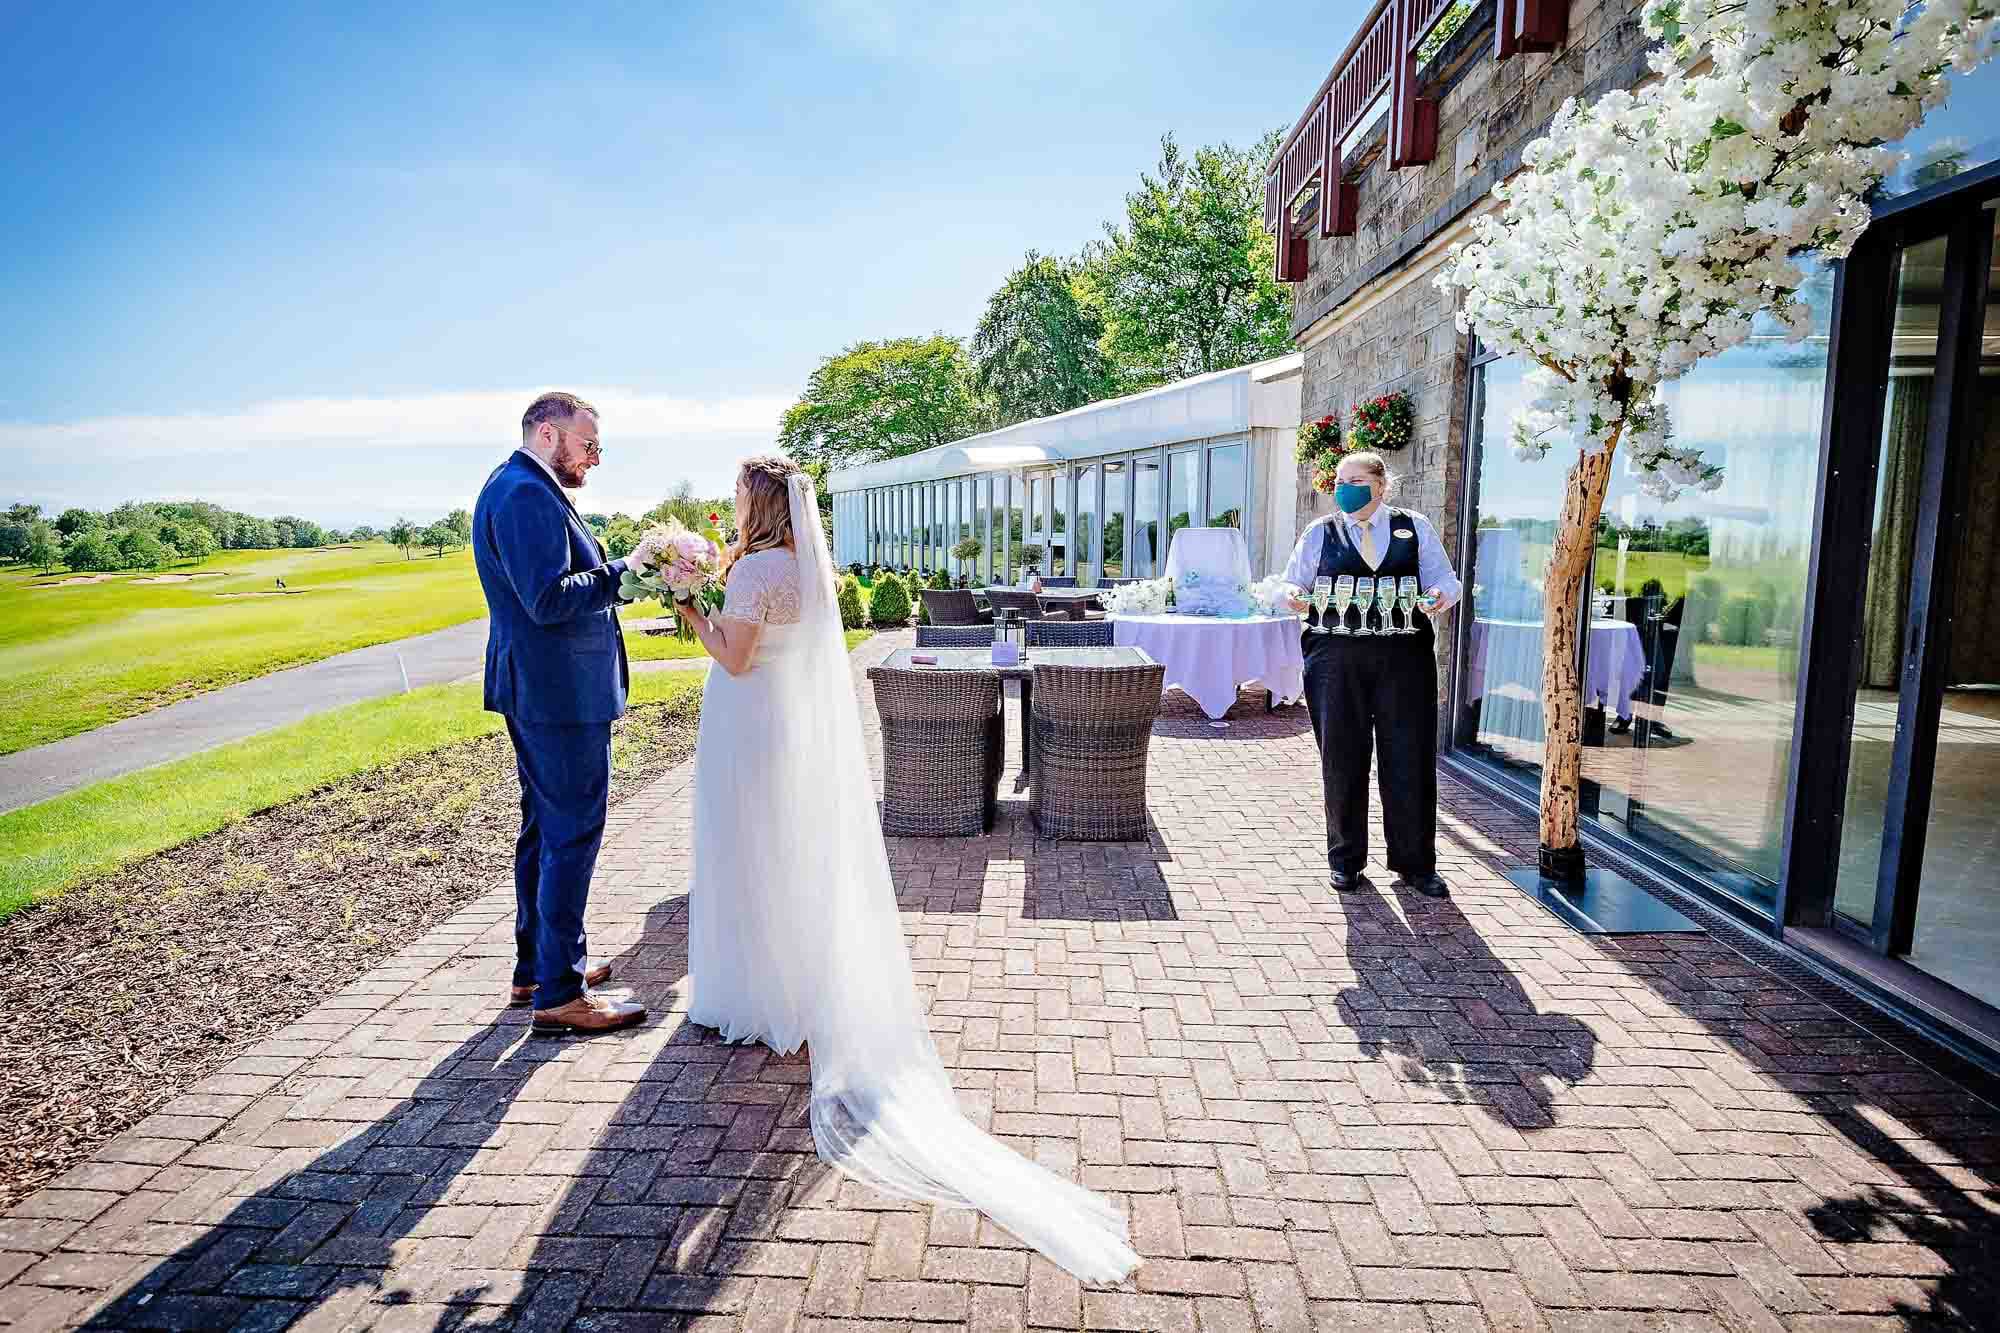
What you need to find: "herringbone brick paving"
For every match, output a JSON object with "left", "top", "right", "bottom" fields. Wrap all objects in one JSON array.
[{"left": 3, "top": 630, "right": 1995, "bottom": 1331}]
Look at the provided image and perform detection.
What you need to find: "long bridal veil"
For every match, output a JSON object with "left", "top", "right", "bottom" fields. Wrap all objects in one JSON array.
[{"left": 777, "top": 474, "right": 1139, "bottom": 1284}]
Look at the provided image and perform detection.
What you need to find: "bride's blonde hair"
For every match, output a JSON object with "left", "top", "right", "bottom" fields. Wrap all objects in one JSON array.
[{"left": 727, "top": 455, "right": 801, "bottom": 575}]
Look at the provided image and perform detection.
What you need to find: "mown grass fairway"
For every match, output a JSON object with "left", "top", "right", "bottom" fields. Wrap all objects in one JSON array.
[{"left": 0, "top": 542, "right": 485, "bottom": 755}]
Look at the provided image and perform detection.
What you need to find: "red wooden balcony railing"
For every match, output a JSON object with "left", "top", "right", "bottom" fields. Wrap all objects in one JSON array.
[{"left": 1264, "top": 0, "right": 1567, "bottom": 281}]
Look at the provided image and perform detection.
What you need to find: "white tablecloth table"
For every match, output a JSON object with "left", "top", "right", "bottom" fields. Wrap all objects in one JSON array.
[
  {"left": 1464, "top": 618, "right": 1648, "bottom": 721},
  {"left": 1111, "top": 612, "right": 1305, "bottom": 720}
]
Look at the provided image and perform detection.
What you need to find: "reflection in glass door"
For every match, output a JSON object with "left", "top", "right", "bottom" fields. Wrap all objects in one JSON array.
[
  {"left": 1133, "top": 456, "right": 1162, "bottom": 577},
  {"left": 1103, "top": 460, "right": 1128, "bottom": 578},
  {"left": 1832, "top": 205, "right": 2000, "bottom": 1009},
  {"left": 1074, "top": 464, "right": 1099, "bottom": 585}
]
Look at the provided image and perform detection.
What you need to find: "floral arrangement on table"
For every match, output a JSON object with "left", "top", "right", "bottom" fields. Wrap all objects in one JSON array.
[
  {"left": 1098, "top": 577, "right": 1173, "bottom": 616},
  {"left": 1250, "top": 574, "right": 1302, "bottom": 617},
  {"left": 1295, "top": 413, "right": 1350, "bottom": 495},
  {"left": 1347, "top": 391, "right": 1415, "bottom": 453},
  {"left": 621, "top": 517, "right": 727, "bottom": 643}
]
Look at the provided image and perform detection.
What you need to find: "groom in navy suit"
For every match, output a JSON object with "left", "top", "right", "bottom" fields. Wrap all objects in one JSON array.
[{"left": 473, "top": 392, "right": 648, "bottom": 1036}]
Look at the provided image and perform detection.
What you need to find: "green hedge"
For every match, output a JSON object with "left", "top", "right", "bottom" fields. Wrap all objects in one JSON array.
[
  {"left": 870, "top": 575, "right": 912, "bottom": 627},
  {"left": 837, "top": 575, "right": 867, "bottom": 630}
]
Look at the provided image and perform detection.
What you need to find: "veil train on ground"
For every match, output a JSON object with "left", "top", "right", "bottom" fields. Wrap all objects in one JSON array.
[{"left": 773, "top": 472, "right": 1140, "bottom": 1283}]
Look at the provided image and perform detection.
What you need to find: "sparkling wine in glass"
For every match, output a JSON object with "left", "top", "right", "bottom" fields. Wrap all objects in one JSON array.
[
  {"left": 1353, "top": 576, "right": 1376, "bottom": 636},
  {"left": 1398, "top": 576, "right": 1420, "bottom": 633},
  {"left": 1331, "top": 575, "right": 1355, "bottom": 634},
  {"left": 1311, "top": 576, "right": 1333, "bottom": 634}
]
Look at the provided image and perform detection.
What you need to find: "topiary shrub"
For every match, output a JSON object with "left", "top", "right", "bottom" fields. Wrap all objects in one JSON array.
[
  {"left": 869, "top": 573, "right": 912, "bottom": 627},
  {"left": 837, "top": 575, "right": 867, "bottom": 630}
]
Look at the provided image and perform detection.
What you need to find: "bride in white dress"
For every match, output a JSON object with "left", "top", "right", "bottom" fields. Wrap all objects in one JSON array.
[{"left": 674, "top": 455, "right": 1139, "bottom": 1284}]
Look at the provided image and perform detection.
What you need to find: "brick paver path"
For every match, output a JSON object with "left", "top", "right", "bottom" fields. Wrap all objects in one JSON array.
[{"left": 4, "top": 632, "right": 1995, "bottom": 1331}]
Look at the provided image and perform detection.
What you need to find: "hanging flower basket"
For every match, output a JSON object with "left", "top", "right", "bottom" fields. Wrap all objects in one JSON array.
[
  {"left": 1348, "top": 391, "right": 1415, "bottom": 452},
  {"left": 1295, "top": 414, "right": 1351, "bottom": 494}
]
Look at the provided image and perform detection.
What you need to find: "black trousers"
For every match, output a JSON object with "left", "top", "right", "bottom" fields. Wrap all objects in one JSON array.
[{"left": 1303, "top": 633, "right": 1438, "bottom": 878}]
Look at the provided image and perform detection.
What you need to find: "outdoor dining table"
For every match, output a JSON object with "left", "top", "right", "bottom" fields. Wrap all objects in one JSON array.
[
  {"left": 982, "top": 585, "right": 1103, "bottom": 619},
  {"left": 879, "top": 644, "right": 1155, "bottom": 779},
  {"left": 1110, "top": 611, "right": 1305, "bottom": 721}
]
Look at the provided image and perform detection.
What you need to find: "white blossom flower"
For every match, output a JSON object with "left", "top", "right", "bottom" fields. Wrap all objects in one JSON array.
[{"left": 1437, "top": 0, "right": 1995, "bottom": 496}]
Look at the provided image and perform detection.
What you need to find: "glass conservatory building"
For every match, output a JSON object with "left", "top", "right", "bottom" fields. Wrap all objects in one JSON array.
[{"left": 827, "top": 355, "right": 1305, "bottom": 588}]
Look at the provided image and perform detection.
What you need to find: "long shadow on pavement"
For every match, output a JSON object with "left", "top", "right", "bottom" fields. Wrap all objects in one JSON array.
[{"left": 74, "top": 897, "right": 830, "bottom": 1331}]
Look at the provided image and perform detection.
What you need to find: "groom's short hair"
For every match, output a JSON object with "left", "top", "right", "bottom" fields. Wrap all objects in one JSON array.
[{"left": 521, "top": 392, "right": 598, "bottom": 442}]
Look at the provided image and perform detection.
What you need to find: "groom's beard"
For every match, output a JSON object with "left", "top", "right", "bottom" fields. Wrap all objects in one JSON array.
[{"left": 553, "top": 456, "right": 589, "bottom": 488}]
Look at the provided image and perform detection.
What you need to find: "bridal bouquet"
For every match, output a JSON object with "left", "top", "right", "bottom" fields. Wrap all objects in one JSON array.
[
  {"left": 1097, "top": 577, "right": 1172, "bottom": 615},
  {"left": 622, "top": 518, "right": 726, "bottom": 642}
]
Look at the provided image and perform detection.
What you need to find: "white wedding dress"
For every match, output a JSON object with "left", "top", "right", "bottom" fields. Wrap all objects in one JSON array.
[{"left": 686, "top": 475, "right": 1139, "bottom": 1284}]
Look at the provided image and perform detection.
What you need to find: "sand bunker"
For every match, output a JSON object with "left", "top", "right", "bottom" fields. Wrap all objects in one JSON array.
[
  {"left": 214, "top": 589, "right": 311, "bottom": 598},
  {"left": 129, "top": 574, "right": 192, "bottom": 584},
  {"left": 29, "top": 574, "right": 116, "bottom": 588}
]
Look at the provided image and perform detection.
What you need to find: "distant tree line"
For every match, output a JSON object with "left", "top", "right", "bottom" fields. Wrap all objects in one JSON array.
[{"left": 0, "top": 498, "right": 459, "bottom": 574}]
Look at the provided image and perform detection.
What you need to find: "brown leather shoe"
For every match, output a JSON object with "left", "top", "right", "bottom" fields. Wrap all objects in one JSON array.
[
  {"left": 510, "top": 960, "right": 612, "bottom": 1007},
  {"left": 532, "top": 991, "right": 646, "bottom": 1037}
]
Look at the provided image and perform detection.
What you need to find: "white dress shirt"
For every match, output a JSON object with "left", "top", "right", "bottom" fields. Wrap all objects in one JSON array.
[{"left": 1281, "top": 506, "right": 1461, "bottom": 612}]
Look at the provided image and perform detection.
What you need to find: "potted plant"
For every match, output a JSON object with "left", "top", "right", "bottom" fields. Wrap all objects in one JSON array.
[
  {"left": 1348, "top": 391, "right": 1415, "bottom": 452},
  {"left": 1296, "top": 413, "right": 1350, "bottom": 496}
]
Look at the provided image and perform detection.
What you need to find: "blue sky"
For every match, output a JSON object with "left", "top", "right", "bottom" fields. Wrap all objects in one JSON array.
[{"left": 2, "top": 1, "right": 1344, "bottom": 526}]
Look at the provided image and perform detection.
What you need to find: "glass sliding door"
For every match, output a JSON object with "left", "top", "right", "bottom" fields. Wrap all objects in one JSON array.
[
  {"left": 1103, "top": 459, "right": 1128, "bottom": 579},
  {"left": 1025, "top": 473, "right": 1048, "bottom": 576},
  {"left": 1074, "top": 464, "right": 1099, "bottom": 585},
  {"left": 1168, "top": 450, "right": 1197, "bottom": 560},
  {"left": 1830, "top": 205, "right": 2000, "bottom": 1008},
  {"left": 1133, "top": 454, "right": 1163, "bottom": 577},
  {"left": 1455, "top": 256, "right": 1834, "bottom": 918},
  {"left": 1207, "top": 442, "right": 1246, "bottom": 529},
  {"left": 1049, "top": 470, "right": 1072, "bottom": 577}
]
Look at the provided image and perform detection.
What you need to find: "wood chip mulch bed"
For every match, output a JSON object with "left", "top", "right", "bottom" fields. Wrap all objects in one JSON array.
[{"left": 0, "top": 689, "right": 704, "bottom": 1209}]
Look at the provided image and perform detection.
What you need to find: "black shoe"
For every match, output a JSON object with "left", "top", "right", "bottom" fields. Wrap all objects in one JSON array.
[
  {"left": 1401, "top": 871, "right": 1450, "bottom": 899},
  {"left": 1330, "top": 870, "right": 1369, "bottom": 892},
  {"left": 1609, "top": 716, "right": 1632, "bottom": 735}
]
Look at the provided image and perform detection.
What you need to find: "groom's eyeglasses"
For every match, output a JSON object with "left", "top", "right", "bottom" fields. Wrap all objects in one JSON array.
[{"left": 553, "top": 424, "right": 603, "bottom": 458}]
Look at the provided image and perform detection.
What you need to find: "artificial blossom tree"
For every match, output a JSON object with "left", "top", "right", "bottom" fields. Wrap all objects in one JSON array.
[{"left": 1438, "top": 0, "right": 1994, "bottom": 878}]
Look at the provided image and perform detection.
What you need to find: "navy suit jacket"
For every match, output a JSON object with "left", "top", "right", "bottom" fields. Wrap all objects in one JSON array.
[{"left": 473, "top": 451, "right": 631, "bottom": 725}]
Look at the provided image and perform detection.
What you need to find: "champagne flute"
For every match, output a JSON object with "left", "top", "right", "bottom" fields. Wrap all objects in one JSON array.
[
  {"left": 1353, "top": 576, "right": 1376, "bottom": 636},
  {"left": 1331, "top": 575, "right": 1355, "bottom": 634},
  {"left": 1311, "top": 576, "right": 1333, "bottom": 635},
  {"left": 1398, "top": 576, "right": 1420, "bottom": 633}
]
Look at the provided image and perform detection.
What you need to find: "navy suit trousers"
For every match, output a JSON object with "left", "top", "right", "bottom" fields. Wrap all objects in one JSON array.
[{"left": 507, "top": 717, "right": 612, "bottom": 1009}]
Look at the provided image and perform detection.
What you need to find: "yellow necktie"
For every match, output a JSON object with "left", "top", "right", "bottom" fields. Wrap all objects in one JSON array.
[{"left": 1359, "top": 517, "right": 1378, "bottom": 568}]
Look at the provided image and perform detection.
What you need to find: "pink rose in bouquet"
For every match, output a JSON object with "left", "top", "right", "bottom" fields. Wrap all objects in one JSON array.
[{"left": 622, "top": 518, "right": 726, "bottom": 642}]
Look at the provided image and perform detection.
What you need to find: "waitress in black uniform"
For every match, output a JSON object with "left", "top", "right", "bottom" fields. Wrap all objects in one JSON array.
[{"left": 1281, "top": 451, "right": 1461, "bottom": 897}]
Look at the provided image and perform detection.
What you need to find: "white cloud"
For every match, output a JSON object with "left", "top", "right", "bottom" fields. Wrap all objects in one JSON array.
[{"left": 0, "top": 388, "right": 789, "bottom": 458}]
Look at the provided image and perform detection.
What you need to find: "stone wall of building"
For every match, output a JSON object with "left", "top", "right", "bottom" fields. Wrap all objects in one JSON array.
[{"left": 1281, "top": 0, "right": 1654, "bottom": 729}]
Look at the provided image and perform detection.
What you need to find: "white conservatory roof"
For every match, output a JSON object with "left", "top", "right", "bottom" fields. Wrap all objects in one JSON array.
[{"left": 825, "top": 353, "right": 1303, "bottom": 493}]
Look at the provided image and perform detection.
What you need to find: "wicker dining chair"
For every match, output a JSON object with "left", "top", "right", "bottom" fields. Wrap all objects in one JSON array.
[
  {"left": 1025, "top": 620, "right": 1113, "bottom": 648},
  {"left": 915, "top": 624, "right": 997, "bottom": 649},
  {"left": 919, "top": 588, "right": 991, "bottom": 626},
  {"left": 986, "top": 589, "right": 1046, "bottom": 621},
  {"left": 866, "top": 667, "right": 1004, "bottom": 836},
  {"left": 1039, "top": 576, "right": 1080, "bottom": 588},
  {"left": 1028, "top": 661, "right": 1166, "bottom": 841}
]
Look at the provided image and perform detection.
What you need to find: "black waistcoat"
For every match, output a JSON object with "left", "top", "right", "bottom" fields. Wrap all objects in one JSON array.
[{"left": 1309, "top": 508, "right": 1432, "bottom": 647}]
